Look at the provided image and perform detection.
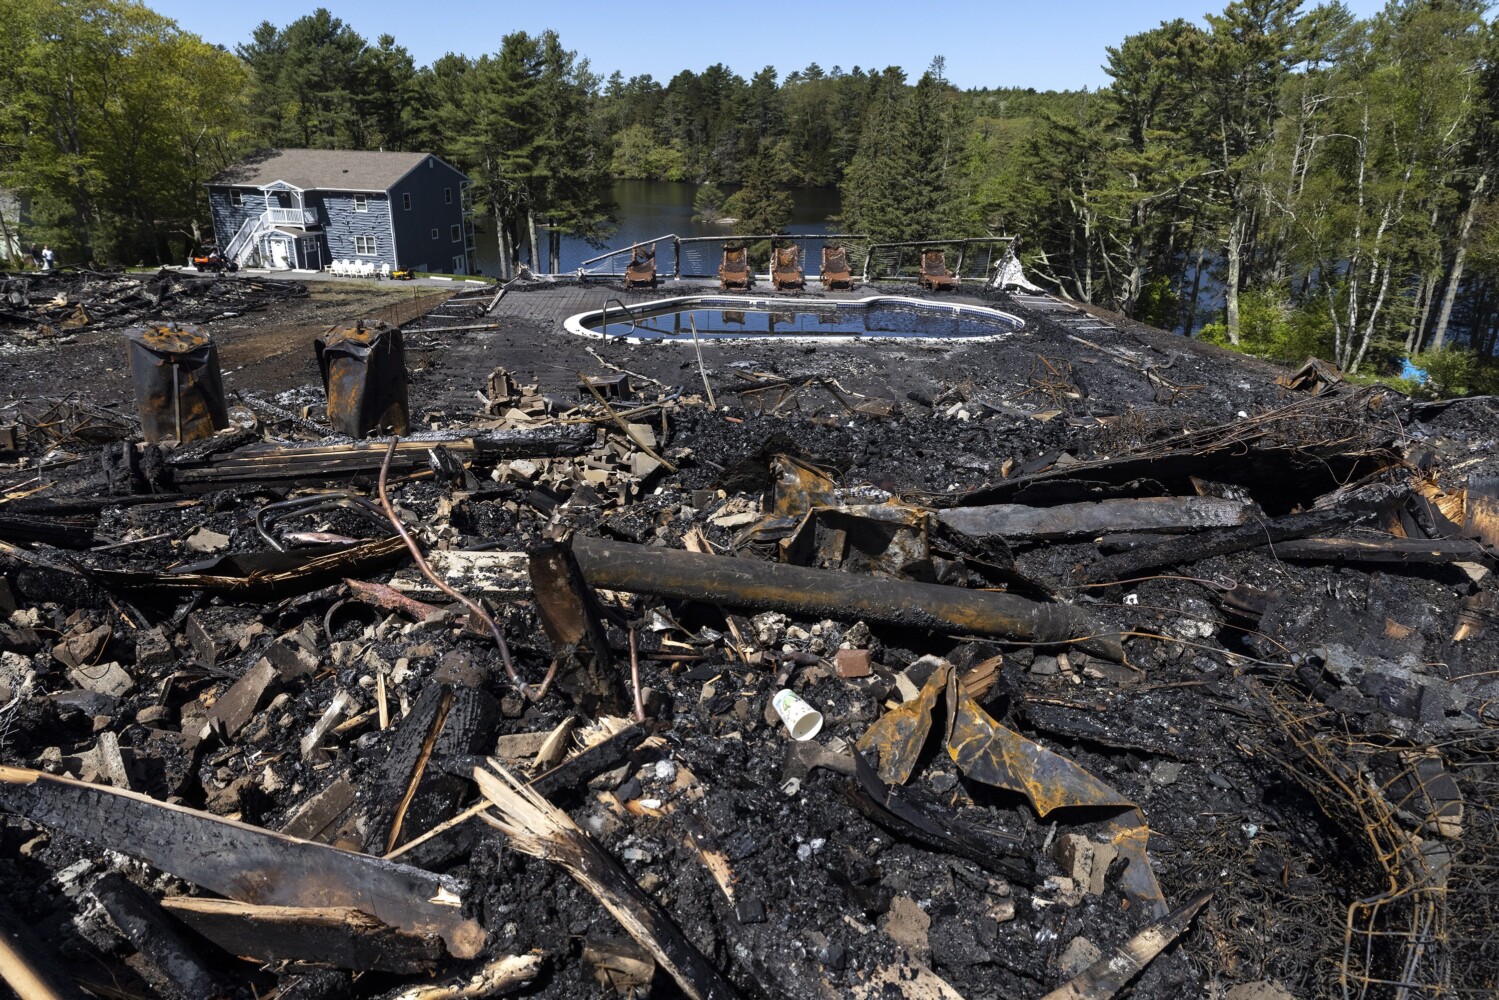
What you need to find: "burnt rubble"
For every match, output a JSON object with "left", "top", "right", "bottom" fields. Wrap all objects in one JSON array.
[
  {"left": 0, "top": 283, "right": 1497, "bottom": 1000},
  {"left": 0, "top": 268, "right": 307, "bottom": 346}
]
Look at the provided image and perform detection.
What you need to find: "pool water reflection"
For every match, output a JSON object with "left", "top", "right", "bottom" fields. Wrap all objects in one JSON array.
[{"left": 568, "top": 296, "right": 1022, "bottom": 343}]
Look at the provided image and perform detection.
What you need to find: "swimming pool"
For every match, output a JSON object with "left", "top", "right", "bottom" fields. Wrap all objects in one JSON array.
[{"left": 564, "top": 295, "right": 1024, "bottom": 343}]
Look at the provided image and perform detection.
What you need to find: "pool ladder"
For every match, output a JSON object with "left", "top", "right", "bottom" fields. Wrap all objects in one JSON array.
[{"left": 600, "top": 298, "right": 636, "bottom": 339}]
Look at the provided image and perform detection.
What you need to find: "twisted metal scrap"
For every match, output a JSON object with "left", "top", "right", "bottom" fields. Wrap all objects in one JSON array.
[{"left": 1246, "top": 675, "right": 1499, "bottom": 998}]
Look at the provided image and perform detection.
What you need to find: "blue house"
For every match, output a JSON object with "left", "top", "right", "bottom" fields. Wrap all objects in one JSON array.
[{"left": 205, "top": 148, "right": 475, "bottom": 274}]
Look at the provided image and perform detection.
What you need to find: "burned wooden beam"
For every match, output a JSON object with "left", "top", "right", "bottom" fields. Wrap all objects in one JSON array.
[
  {"left": 386, "top": 952, "right": 545, "bottom": 1000},
  {"left": 938, "top": 496, "right": 1257, "bottom": 543},
  {"left": 571, "top": 535, "right": 1125, "bottom": 661},
  {"left": 166, "top": 426, "right": 596, "bottom": 489},
  {"left": 89, "top": 872, "right": 226, "bottom": 999},
  {"left": 160, "top": 898, "right": 444, "bottom": 974},
  {"left": 280, "top": 773, "right": 357, "bottom": 842},
  {"left": 0, "top": 765, "right": 484, "bottom": 959},
  {"left": 1081, "top": 508, "right": 1370, "bottom": 584},
  {"left": 0, "top": 513, "right": 95, "bottom": 549},
  {"left": 91, "top": 536, "right": 408, "bottom": 601},
  {"left": 1040, "top": 890, "right": 1211, "bottom": 1000},
  {"left": 474, "top": 764, "right": 742, "bottom": 1000},
  {"left": 0, "top": 895, "right": 91, "bottom": 1000},
  {"left": 530, "top": 543, "right": 621, "bottom": 714},
  {"left": 1270, "top": 535, "right": 1492, "bottom": 565}
]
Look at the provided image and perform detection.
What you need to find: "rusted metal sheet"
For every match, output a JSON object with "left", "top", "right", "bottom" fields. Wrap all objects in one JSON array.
[
  {"left": 125, "top": 324, "right": 228, "bottom": 445},
  {"left": 570, "top": 535, "right": 1125, "bottom": 660},
  {"left": 316, "top": 320, "right": 409, "bottom": 438},
  {"left": 946, "top": 687, "right": 1165, "bottom": 916},
  {"left": 856, "top": 662, "right": 947, "bottom": 786}
]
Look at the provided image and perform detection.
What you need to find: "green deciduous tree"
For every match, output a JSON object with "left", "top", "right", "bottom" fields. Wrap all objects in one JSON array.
[{"left": 0, "top": 0, "right": 249, "bottom": 264}]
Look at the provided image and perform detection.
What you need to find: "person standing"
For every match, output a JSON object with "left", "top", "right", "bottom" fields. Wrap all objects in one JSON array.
[
  {"left": 41, "top": 246, "right": 54, "bottom": 270},
  {"left": 29, "top": 244, "right": 40, "bottom": 268}
]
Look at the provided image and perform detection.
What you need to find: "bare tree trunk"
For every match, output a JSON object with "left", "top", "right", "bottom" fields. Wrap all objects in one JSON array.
[
  {"left": 1225, "top": 213, "right": 1245, "bottom": 346},
  {"left": 1184, "top": 242, "right": 1207, "bottom": 338},
  {"left": 0, "top": 202, "right": 17, "bottom": 269},
  {"left": 496, "top": 208, "right": 513, "bottom": 281},
  {"left": 1408, "top": 272, "right": 1437, "bottom": 356},
  {"left": 527, "top": 211, "right": 541, "bottom": 273},
  {"left": 1432, "top": 172, "right": 1488, "bottom": 351}
]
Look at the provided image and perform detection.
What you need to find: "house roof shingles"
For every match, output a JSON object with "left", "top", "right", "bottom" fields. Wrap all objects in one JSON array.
[{"left": 209, "top": 148, "right": 458, "bottom": 192}]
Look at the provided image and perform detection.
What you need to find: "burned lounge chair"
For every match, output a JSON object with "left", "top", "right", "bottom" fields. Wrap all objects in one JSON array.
[
  {"left": 624, "top": 244, "right": 656, "bottom": 289},
  {"left": 719, "top": 245, "right": 752, "bottom": 290},
  {"left": 771, "top": 245, "right": 804, "bottom": 290},
  {"left": 820, "top": 244, "right": 853, "bottom": 289},
  {"left": 918, "top": 249, "right": 959, "bottom": 291}
]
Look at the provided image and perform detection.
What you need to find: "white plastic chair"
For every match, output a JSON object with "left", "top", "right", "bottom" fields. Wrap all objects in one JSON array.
[
  {"left": 331, "top": 259, "right": 346, "bottom": 276},
  {"left": 379, "top": 262, "right": 391, "bottom": 280}
]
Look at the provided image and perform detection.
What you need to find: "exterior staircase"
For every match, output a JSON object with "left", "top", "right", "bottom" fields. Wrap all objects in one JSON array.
[{"left": 224, "top": 213, "right": 269, "bottom": 267}]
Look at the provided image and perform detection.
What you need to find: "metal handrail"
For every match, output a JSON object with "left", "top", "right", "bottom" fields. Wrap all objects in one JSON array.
[
  {"left": 862, "top": 237, "right": 1018, "bottom": 282},
  {"left": 572, "top": 233, "right": 1020, "bottom": 283},
  {"left": 577, "top": 234, "right": 678, "bottom": 276},
  {"left": 600, "top": 297, "right": 636, "bottom": 339}
]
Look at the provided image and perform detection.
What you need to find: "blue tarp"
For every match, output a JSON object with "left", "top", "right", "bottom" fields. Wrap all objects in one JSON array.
[{"left": 1400, "top": 358, "right": 1429, "bottom": 384}]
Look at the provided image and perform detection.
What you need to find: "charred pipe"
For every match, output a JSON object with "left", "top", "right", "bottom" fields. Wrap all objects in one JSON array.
[{"left": 570, "top": 535, "right": 1124, "bottom": 661}]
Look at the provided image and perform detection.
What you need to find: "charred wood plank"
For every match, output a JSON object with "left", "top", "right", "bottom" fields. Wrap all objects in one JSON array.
[
  {"left": 1040, "top": 890, "right": 1211, "bottom": 1000},
  {"left": 571, "top": 535, "right": 1125, "bottom": 661},
  {"left": 0, "top": 513, "right": 94, "bottom": 549},
  {"left": 363, "top": 685, "right": 499, "bottom": 855},
  {"left": 167, "top": 426, "right": 595, "bottom": 489},
  {"left": 0, "top": 895, "right": 92, "bottom": 1000},
  {"left": 0, "top": 765, "right": 483, "bottom": 958},
  {"left": 279, "top": 773, "right": 357, "bottom": 842},
  {"left": 530, "top": 722, "right": 650, "bottom": 801},
  {"left": 89, "top": 872, "right": 226, "bottom": 999},
  {"left": 958, "top": 442, "right": 1399, "bottom": 515},
  {"left": 160, "top": 898, "right": 444, "bottom": 974},
  {"left": 475, "top": 766, "right": 741, "bottom": 1000},
  {"left": 1271, "top": 535, "right": 1492, "bottom": 565},
  {"left": 91, "top": 536, "right": 408, "bottom": 601},
  {"left": 530, "top": 544, "right": 621, "bottom": 714},
  {"left": 1081, "top": 509, "right": 1369, "bottom": 584},
  {"left": 938, "top": 497, "right": 1257, "bottom": 543}
]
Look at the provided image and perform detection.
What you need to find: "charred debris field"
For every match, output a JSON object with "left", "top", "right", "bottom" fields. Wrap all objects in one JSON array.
[{"left": 1, "top": 268, "right": 1497, "bottom": 1000}]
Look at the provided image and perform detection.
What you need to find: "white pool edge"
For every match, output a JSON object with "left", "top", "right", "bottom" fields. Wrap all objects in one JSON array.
[{"left": 562, "top": 294, "right": 1026, "bottom": 344}]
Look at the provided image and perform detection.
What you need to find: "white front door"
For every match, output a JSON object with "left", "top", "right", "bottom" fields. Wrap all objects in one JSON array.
[{"left": 270, "top": 239, "right": 290, "bottom": 269}]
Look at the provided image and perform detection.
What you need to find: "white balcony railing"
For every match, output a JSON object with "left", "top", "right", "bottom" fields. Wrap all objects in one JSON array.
[{"left": 266, "top": 207, "right": 318, "bottom": 226}]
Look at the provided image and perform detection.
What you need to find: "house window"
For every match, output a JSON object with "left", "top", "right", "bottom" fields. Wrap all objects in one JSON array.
[
  {"left": 402, "top": 192, "right": 412, "bottom": 211},
  {"left": 354, "top": 235, "right": 376, "bottom": 256},
  {"left": 450, "top": 225, "right": 462, "bottom": 243},
  {"left": 353, "top": 195, "right": 368, "bottom": 212},
  {"left": 230, "top": 189, "right": 244, "bottom": 206},
  {"left": 429, "top": 228, "right": 438, "bottom": 240},
  {"left": 444, "top": 187, "right": 453, "bottom": 205}
]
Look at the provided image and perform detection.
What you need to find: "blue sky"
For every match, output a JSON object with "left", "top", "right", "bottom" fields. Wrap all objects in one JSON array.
[{"left": 151, "top": 0, "right": 1399, "bottom": 92}]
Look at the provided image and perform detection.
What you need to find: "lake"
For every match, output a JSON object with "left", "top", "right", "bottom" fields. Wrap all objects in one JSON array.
[{"left": 471, "top": 180, "right": 841, "bottom": 276}]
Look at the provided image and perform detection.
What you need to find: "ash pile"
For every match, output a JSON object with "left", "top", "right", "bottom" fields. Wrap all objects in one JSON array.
[
  {"left": 0, "top": 324, "right": 1497, "bottom": 1000},
  {"left": 0, "top": 268, "right": 307, "bottom": 345}
]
